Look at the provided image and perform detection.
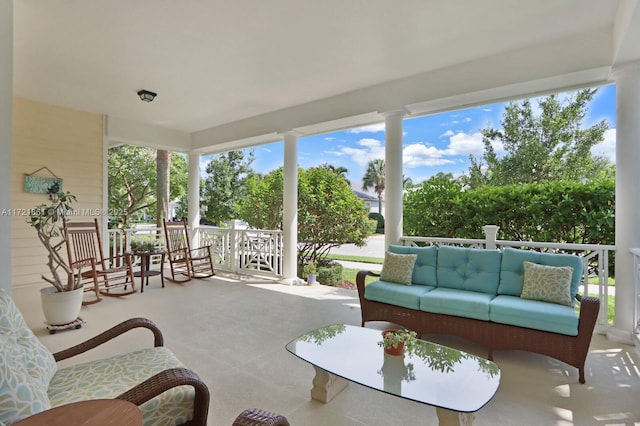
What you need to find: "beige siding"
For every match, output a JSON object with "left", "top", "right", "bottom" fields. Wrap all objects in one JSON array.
[{"left": 12, "top": 98, "right": 103, "bottom": 288}]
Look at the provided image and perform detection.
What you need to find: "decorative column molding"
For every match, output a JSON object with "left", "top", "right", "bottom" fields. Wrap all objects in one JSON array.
[
  {"left": 187, "top": 152, "right": 201, "bottom": 247},
  {"left": 0, "top": 0, "right": 12, "bottom": 293},
  {"left": 382, "top": 109, "right": 408, "bottom": 250},
  {"left": 282, "top": 131, "right": 302, "bottom": 284},
  {"left": 609, "top": 61, "right": 640, "bottom": 344}
]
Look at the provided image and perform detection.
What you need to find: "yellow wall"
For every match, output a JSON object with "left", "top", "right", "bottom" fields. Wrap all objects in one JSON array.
[{"left": 11, "top": 98, "right": 103, "bottom": 288}]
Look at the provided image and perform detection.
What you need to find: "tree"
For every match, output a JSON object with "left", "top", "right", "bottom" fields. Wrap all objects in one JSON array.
[
  {"left": 108, "top": 145, "right": 157, "bottom": 227},
  {"left": 362, "top": 158, "right": 385, "bottom": 214},
  {"left": 156, "top": 150, "right": 171, "bottom": 227},
  {"left": 320, "top": 163, "right": 350, "bottom": 185},
  {"left": 471, "top": 89, "right": 610, "bottom": 186},
  {"left": 240, "top": 169, "right": 284, "bottom": 230},
  {"left": 298, "top": 167, "right": 371, "bottom": 265},
  {"left": 238, "top": 166, "right": 371, "bottom": 265},
  {"left": 201, "top": 150, "right": 255, "bottom": 224},
  {"left": 108, "top": 146, "right": 188, "bottom": 228}
]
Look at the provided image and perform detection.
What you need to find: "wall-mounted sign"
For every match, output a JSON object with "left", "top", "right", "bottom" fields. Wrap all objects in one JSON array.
[{"left": 24, "top": 167, "right": 63, "bottom": 194}]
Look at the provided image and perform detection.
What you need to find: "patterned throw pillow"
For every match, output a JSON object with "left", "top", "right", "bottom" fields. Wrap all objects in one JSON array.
[
  {"left": 521, "top": 261, "right": 574, "bottom": 306},
  {"left": 380, "top": 251, "right": 418, "bottom": 285}
]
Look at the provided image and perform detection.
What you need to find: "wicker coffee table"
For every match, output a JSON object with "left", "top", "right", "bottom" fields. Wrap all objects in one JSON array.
[{"left": 286, "top": 324, "right": 500, "bottom": 426}]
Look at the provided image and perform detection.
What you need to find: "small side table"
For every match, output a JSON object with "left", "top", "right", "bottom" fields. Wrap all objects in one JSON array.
[
  {"left": 133, "top": 250, "right": 165, "bottom": 293},
  {"left": 14, "top": 399, "right": 142, "bottom": 425}
]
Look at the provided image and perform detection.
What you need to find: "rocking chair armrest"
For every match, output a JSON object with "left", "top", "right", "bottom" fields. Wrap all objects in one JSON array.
[
  {"left": 53, "top": 317, "right": 164, "bottom": 362},
  {"left": 116, "top": 367, "right": 210, "bottom": 426},
  {"left": 70, "top": 257, "right": 97, "bottom": 270}
]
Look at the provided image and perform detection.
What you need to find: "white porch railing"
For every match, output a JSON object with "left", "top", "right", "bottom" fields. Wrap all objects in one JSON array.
[
  {"left": 630, "top": 248, "right": 640, "bottom": 335},
  {"left": 107, "top": 223, "right": 614, "bottom": 330},
  {"left": 107, "top": 223, "right": 284, "bottom": 277},
  {"left": 400, "top": 225, "right": 615, "bottom": 333}
]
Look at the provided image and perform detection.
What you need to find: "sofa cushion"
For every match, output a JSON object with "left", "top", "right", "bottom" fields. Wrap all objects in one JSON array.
[
  {"left": 521, "top": 261, "right": 573, "bottom": 306},
  {"left": 498, "top": 247, "right": 584, "bottom": 300},
  {"left": 490, "top": 295, "right": 579, "bottom": 336},
  {"left": 0, "top": 290, "right": 56, "bottom": 425},
  {"left": 365, "top": 280, "right": 435, "bottom": 310},
  {"left": 419, "top": 288, "right": 494, "bottom": 321},
  {"left": 49, "top": 347, "right": 194, "bottom": 426},
  {"left": 388, "top": 245, "right": 438, "bottom": 286},
  {"left": 436, "top": 246, "right": 502, "bottom": 294},
  {"left": 380, "top": 251, "right": 418, "bottom": 285}
]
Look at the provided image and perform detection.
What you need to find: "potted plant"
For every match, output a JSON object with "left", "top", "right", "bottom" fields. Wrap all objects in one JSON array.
[
  {"left": 27, "top": 190, "right": 84, "bottom": 325},
  {"left": 378, "top": 328, "right": 418, "bottom": 356},
  {"left": 303, "top": 261, "right": 317, "bottom": 285}
]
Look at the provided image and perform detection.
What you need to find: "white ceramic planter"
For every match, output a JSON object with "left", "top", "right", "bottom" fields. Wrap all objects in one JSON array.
[
  {"left": 40, "top": 286, "right": 83, "bottom": 325},
  {"left": 307, "top": 274, "right": 317, "bottom": 285}
]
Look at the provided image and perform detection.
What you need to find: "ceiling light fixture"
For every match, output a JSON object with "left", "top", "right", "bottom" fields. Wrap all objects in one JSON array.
[{"left": 137, "top": 89, "right": 157, "bottom": 102}]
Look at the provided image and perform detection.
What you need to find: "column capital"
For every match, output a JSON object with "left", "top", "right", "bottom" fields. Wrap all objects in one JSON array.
[
  {"left": 279, "top": 130, "right": 304, "bottom": 138},
  {"left": 380, "top": 108, "right": 409, "bottom": 119},
  {"left": 612, "top": 60, "right": 640, "bottom": 79}
]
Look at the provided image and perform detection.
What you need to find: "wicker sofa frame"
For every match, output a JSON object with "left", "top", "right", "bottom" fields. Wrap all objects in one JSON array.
[{"left": 356, "top": 270, "right": 600, "bottom": 384}]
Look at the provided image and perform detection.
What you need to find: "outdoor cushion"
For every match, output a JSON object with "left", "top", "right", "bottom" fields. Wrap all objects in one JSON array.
[
  {"left": 436, "top": 246, "right": 502, "bottom": 294},
  {"left": 364, "top": 280, "right": 434, "bottom": 310},
  {"left": 419, "top": 287, "right": 494, "bottom": 321},
  {"left": 489, "top": 295, "right": 579, "bottom": 336},
  {"left": 49, "top": 347, "right": 194, "bottom": 426},
  {"left": 379, "top": 251, "right": 417, "bottom": 285},
  {"left": 0, "top": 290, "right": 56, "bottom": 425},
  {"left": 521, "top": 261, "right": 573, "bottom": 306},
  {"left": 498, "top": 247, "right": 584, "bottom": 300},
  {"left": 388, "top": 245, "right": 438, "bottom": 286}
]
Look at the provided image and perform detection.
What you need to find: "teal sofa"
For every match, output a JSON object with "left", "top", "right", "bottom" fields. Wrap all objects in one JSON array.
[{"left": 356, "top": 245, "right": 600, "bottom": 383}]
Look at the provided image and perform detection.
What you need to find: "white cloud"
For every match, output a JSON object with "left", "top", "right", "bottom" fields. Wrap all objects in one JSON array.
[
  {"left": 325, "top": 136, "right": 336, "bottom": 141},
  {"left": 338, "top": 138, "right": 385, "bottom": 166},
  {"left": 403, "top": 143, "right": 456, "bottom": 168},
  {"left": 440, "top": 130, "right": 454, "bottom": 138},
  {"left": 448, "top": 131, "right": 504, "bottom": 156},
  {"left": 348, "top": 123, "right": 385, "bottom": 134},
  {"left": 591, "top": 128, "right": 616, "bottom": 163}
]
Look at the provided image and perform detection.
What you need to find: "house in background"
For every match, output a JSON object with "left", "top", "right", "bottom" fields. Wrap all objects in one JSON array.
[{"left": 352, "top": 189, "right": 384, "bottom": 216}]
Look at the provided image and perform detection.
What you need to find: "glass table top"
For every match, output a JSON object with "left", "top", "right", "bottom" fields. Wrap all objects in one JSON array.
[{"left": 286, "top": 324, "right": 500, "bottom": 413}]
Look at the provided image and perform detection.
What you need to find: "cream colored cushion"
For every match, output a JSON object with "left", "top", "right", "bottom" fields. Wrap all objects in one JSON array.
[
  {"left": 49, "top": 347, "right": 193, "bottom": 426},
  {"left": 380, "top": 251, "right": 418, "bottom": 286},
  {"left": 0, "top": 290, "right": 57, "bottom": 425},
  {"left": 521, "top": 261, "right": 574, "bottom": 306}
]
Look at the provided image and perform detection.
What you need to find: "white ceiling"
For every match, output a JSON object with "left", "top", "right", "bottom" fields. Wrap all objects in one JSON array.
[{"left": 12, "top": 0, "right": 640, "bottom": 153}]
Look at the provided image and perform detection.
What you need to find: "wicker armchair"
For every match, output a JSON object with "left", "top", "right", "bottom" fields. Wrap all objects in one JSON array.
[{"left": 0, "top": 289, "right": 290, "bottom": 426}]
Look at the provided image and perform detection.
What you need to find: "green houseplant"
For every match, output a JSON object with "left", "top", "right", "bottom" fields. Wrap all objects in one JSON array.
[
  {"left": 303, "top": 261, "right": 317, "bottom": 285},
  {"left": 27, "top": 190, "right": 84, "bottom": 325},
  {"left": 378, "top": 329, "right": 418, "bottom": 356}
]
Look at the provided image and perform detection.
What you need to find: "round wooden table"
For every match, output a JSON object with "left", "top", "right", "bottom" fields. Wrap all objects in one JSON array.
[{"left": 14, "top": 399, "right": 142, "bottom": 425}]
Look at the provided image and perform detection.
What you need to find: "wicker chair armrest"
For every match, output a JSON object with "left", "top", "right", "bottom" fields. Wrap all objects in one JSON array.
[
  {"left": 356, "top": 270, "right": 380, "bottom": 293},
  {"left": 116, "top": 367, "right": 210, "bottom": 426},
  {"left": 577, "top": 294, "right": 600, "bottom": 333},
  {"left": 233, "top": 408, "right": 290, "bottom": 426},
  {"left": 53, "top": 317, "right": 164, "bottom": 362}
]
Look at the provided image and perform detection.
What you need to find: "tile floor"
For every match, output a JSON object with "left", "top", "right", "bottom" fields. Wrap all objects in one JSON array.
[{"left": 11, "top": 271, "right": 640, "bottom": 425}]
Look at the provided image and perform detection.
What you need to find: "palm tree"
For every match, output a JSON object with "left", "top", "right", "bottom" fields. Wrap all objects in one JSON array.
[
  {"left": 362, "top": 159, "right": 385, "bottom": 214},
  {"left": 320, "top": 163, "right": 350, "bottom": 185}
]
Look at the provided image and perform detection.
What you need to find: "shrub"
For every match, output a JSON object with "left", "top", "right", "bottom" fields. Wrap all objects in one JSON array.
[{"left": 369, "top": 212, "right": 385, "bottom": 233}]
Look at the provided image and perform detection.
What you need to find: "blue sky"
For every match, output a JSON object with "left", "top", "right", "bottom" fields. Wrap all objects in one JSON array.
[{"left": 203, "top": 84, "right": 617, "bottom": 192}]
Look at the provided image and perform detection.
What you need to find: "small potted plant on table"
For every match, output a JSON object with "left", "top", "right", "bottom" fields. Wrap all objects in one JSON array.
[{"left": 379, "top": 328, "right": 418, "bottom": 356}]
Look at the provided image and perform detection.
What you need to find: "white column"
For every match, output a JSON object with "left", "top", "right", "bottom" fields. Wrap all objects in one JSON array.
[
  {"left": 282, "top": 131, "right": 300, "bottom": 284},
  {"left": 0, "top": 0, "right": 12, "bottom": 293},
  {"left": 188, "top": 152, "right": 201, "bottom": 247},
  {"left": 383, "top": 110, "right": 407, "bottom": 249},
  {"left": 610, "top": 62, "right": 640, "bottom": 345}
]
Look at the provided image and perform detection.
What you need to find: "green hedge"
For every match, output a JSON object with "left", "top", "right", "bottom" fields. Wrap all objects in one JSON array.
[{"left": 404, "top": 179, "right": 614, "bottom": 246}]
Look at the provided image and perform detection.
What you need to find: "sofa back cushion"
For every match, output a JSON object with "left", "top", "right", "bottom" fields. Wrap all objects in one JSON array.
[
  {"left": 498, "top": 247, "right": 584, "bottom": 300},
  {"left": 436, "top": 246, "right": 502, "bottom": 294},
  {"left": 0, "top": 290, "right": 56, "bottom": 424},
  {"left": 388, "top": 245, "right": 438, "bottom": 286}
]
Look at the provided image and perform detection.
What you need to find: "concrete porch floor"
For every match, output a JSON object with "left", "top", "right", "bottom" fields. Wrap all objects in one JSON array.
[{"left": 11, "top": 272, "right": 640, "bottom": 426}]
